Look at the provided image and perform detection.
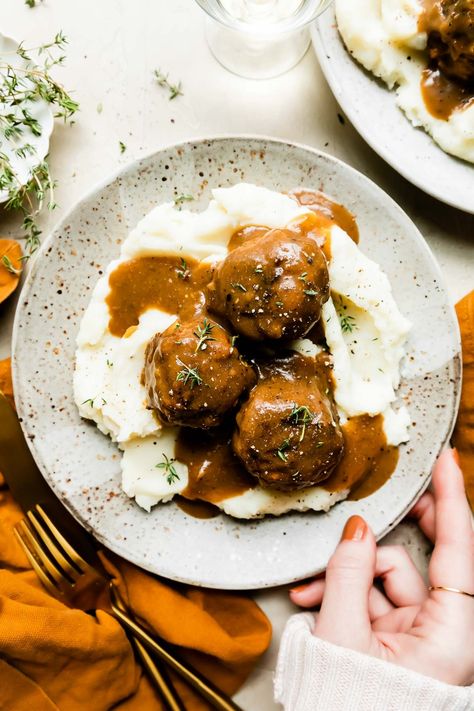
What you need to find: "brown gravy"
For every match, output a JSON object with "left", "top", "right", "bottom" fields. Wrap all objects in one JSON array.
[
  {"left": 420, "top": 68, "right": 474, "bottom": 120},
  {"left": 106, "top": 255, "right": 212, "bottom": 337},
  {"left": 174, "top": 412, "right": 398, "bottom": 508},
  {"left": 418, "top": 0, "right": 474, "bottom": 119},
  {"left": 290, "top": 189, "right": 360, "bottom": 244},
  {"left": 228, "top": 225, "right": 269, "bottom": 251},
  {"left": 323, "top": 414, "right": 398, "bottom": 500},
  {"left": 175, "top": 426, "right": 256, "bottom": 503},
  {"left": 227, "top": 188, "right": 358, "bottom": 255},
  {"left": 176, "top": 497, "right": 220, "bottom": 519}
]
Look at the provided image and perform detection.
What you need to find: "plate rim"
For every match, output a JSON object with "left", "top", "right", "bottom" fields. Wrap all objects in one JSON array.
[
  {"left": 311, "top": 13, "right": 474, "bottom": 215},
  {"left": 11, "top": 134, "right": 462, "bottom": 588}
]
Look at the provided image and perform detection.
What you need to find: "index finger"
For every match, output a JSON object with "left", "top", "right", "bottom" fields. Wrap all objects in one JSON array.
[{"left": 429, "top": 449, "right": 474, "bottom": 595}]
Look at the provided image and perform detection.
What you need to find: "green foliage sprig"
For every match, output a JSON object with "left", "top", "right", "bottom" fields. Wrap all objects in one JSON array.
[{"left": 0, "top": 32, "right": 79, "bottom": 259}]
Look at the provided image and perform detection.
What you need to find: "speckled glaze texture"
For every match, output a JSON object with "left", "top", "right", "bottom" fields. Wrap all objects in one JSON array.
[
  {"left": 12, "top": 137, "right": 461, "bottom": 589},
  {"left": 312, "top": 13, "right": 474, "bottom": 214}
]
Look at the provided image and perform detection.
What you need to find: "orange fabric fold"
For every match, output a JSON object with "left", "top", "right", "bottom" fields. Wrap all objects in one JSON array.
[
  {"left": 452, "top": 291, "right": 474, "bottom": 510},
  {"left": 0, "top": 359, "right": 271, "bottom": 710}
]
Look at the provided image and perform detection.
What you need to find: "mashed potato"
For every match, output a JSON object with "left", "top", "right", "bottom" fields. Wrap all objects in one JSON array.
[
  {"left": 74, "top": 184, "right": 411, "bottom": 518},
  {"left": 335, "top": 0, "right": 474, "bottom": 163}
]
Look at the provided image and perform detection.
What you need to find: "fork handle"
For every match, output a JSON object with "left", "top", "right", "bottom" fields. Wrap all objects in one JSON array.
[
  {"left": 112, "top": 587, "right": 185, "bottom": 711},
  {"left": 131, "top": 635, "right": 186, "bottom": 711},
  {"left": 110, "top": 590, "right": 243, "bottom": 711}
]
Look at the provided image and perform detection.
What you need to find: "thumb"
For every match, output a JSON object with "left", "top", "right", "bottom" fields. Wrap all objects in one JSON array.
[{"left": 314, "top": 515, "right": 376, "bottom": 652}]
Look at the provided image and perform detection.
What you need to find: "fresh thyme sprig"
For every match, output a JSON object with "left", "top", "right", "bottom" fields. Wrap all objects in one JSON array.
[
  {"left": 156, "top": 453, "right": 180, "bottom": 485},
  {"left": 1, "top": 254, "right": 21, "bottom": 275},
  {"left": 176, "top": 359, "right": 203, "bottom": 388},
  {"left": 154, "top": 68, "right": 183, "bottom": 100},
  {"left": 194, "top": 318, "right": 215, "bottom": 352},
  {"left": 339, "top": 314, "right": 357, "bottom": 333},
  {"left": 176, "top": 257, "right": 190, "bottom": 280},
  {"left": 276, "top": 438, "right": 291, "bottom": 462},
  {"left": 337, "top": 296, "right": 358, "bottom": 334},
  {"left": 0, "top": 32, "right": 78, "bottom": 258},
  {"left": 0, "top": 159, "right": 55, "bottom": 254},
  {"left": 288, "top": 404, "right": 317, "bottom": 442}
]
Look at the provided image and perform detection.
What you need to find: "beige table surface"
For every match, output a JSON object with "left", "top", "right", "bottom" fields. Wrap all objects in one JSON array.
[{"left": 1, "top": 1, "right": 473, "bottom": 708}]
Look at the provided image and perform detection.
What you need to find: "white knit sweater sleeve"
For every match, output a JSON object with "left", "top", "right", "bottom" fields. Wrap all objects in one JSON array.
[{"left": 274, "top": 613, "right": 474, "bottom": 711}]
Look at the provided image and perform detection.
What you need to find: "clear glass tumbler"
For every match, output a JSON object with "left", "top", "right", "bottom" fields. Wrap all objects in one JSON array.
[{"left": 194, "top": 0, "right": 334, "bottom": 79}]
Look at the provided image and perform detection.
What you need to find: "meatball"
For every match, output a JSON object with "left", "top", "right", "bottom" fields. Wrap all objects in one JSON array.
[
  {"left": 207, "top": 228, "right": 329, "bottom": 341},
  {"left": 144, "top": 316, "right": 256, "bottom": 428},
  {"left": 425, "top": 0, "right": 474, "bottom": 83},
  {"left": 232, "top": 355, "right": 344, "bottom": 490}
]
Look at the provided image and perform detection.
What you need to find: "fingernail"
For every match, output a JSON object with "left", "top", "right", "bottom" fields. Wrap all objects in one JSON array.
[
  {"left": 452, "top": 447, "right": 460, "bottom": 466},
  {"left": 341, "top": 515, "right": 367, "bottom": 542},
  {"left": 289, "top": 583, "right": 310, "bottom": 594}
]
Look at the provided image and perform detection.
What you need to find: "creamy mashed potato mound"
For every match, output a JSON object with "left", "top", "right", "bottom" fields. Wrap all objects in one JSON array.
[
  {"left": 335, "top": 0, "right": 474, "bottom": 163},
  {"left": 74, "top": 183, "right": 411, "bottom": 518}
]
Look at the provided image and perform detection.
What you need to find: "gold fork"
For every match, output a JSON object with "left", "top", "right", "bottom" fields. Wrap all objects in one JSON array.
[
  {"left": 15, "top": 504, "right": 242, "bottom": 711},
  {"left": 15, "top": 504, "right": 185, "bottom": 711}
]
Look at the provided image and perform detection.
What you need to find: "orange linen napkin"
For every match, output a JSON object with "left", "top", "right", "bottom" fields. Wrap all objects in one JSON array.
[
  {"left": 452, "top": 291, "right": 474, "bottom": 510},
  {"left": 0, "top": 359, "right": 271, "bottom": 711}
]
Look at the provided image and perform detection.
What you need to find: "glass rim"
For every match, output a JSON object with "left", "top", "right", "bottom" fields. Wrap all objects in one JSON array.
[{"left": 194, "top": 0, "right": 334, "bottom": 36}]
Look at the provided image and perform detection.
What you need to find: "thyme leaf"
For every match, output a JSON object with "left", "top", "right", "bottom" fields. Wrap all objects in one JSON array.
[
  {"left": 176, "top": 359, "right": 203, "bottom": 388},
  {"left": 288, "top": 404, "right": 317, "bottom": 442},
  {"left": 276, "top": 438, "right": 291, "bottom": 462},
  {"left": 176, "top": 257, "right": 190, "bottom": 280},
  {"left": 156, "top": 453, "right": 180, "bottom": 485},
  {"left": 174, "top": 194, "right": 193, "bottom": 208},
  {"left": 154, "top": 68, "right": 183, "bottom": 100},
  {"left": 339, "top": 314, "right": 357, "bottom": 334},
  {"left": 194, "top": 318, "right": 215, "bottom": 352},
  {"left": 1, "top": 254, "right": 22, "bottom": 275}
]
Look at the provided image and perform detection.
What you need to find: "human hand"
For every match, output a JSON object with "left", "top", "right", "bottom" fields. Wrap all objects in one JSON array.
[{"left": 289, "top": 449, "right": 474, "bottom": 686}]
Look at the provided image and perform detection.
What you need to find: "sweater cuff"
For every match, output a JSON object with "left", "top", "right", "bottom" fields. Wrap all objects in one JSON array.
[{"left": 274, "top": 613, "right": 474, "bottom": 711}]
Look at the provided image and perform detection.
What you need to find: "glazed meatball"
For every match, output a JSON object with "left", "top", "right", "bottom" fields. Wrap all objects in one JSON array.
[
  {"left": 144, "top": 316, "right": 256, "bottom": 428},
  {"left": 232, "top": 355, "right": 344, "bottom": 490},
  {"left": 207, "top": 228, "right": 329, "bottom": 341},
  {"left": 425, "top": 0, "right": 474, "bottom": 83}
]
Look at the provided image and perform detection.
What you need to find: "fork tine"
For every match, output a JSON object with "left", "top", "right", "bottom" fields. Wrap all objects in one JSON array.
[
  {"left": 27, "top": 508, "right": 80, "bottom": 579},
  {"left": 16, "top": 518, "right": 73, "bottom": 589},
  {"left": 14, "top": 523, "right": 62, "bottom": 596},
  {"left": 34, "top": 505, "right": 91, "bottom": 574}
]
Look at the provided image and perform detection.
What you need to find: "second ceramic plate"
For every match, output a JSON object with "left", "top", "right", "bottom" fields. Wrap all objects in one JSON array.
[{"left": 312, "top": 11, "right": 474, "bottom": 214}]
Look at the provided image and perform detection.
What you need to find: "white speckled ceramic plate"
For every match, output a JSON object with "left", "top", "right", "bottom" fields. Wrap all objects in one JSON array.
[
  {"left": 12, "top": 137, "right": 461, "bottom": 589},
  {"left": 311, "top": 12, "right": 474, "bottom": 214}
]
